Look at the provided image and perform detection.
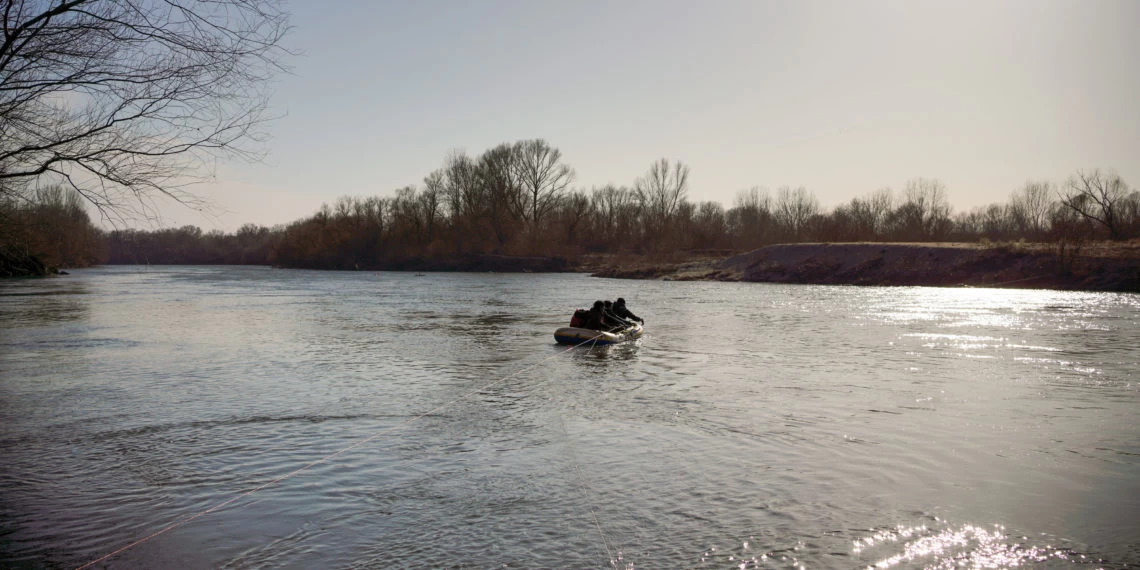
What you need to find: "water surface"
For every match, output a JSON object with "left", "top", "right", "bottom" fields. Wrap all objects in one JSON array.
[{"left": 1, "top": 266, "right": 1138, "bottom": 568}]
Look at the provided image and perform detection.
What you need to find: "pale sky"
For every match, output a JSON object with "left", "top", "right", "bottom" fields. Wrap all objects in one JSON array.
[{"left": 158, "top": 0, "right": 1140, "bottom": 231}]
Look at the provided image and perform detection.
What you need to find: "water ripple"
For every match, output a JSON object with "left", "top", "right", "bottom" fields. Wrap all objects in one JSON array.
[{"left": 1, "top": 268, "right": 1137, "bottom": 568}]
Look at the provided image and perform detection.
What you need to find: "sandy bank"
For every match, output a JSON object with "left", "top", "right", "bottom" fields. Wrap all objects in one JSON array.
[{"left": 591, "top": 242, "right": 1140, "bottom": 292}]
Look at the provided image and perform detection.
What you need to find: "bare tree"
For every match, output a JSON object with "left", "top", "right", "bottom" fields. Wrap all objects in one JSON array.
[
  {"left": 980, "top": 203, "right": 1013, "bottom": 240},
  {"left": 391, "top": 185, "right": 423, "bottom": 244},
  {"left": 478, "top": 143, "right": 522, "bottom": 247},
  {"left": 691, "top": 200, "right": 726, "bottom": 249},
  {"left": 893, "top": 178, "right": 951, "bottom": 240},
  {"left": 0, "top": 0, "right": 291, "bottom": 220},
  {"left": 728, "top": 186, "right": 772, "bottom": 248},
  {"left": 1008, "top": 181, "right": 1053, "bottom": 240},
  {"left": 866, "top": 188, "right": 894, "bottom": 236},
  {"left": 634, "top": 158, "right": 689, "bottom": 236},
  {"left": 438, "top": 151, "right": 487, "bottom": 252},
  {"left": 1059, "top": 169, "right": 1131, "bottom": 240},
  {"left": 417, "top": 183, "right": 441, "bottom": 245},
  {"left": 773, "top": 186, "right": 819, "bottom": 240},
  {"left": 846, "top": 187, "right": 893, "bottom": 240},
  {"left": 590, "top": 184, "right": 637, "bottom": 248},
  {"left": 444, "top": 152, "right": 483, "bottom": 219},
  {"left": 733, "top": 186, "right": 771, "bottom": 212},
  {"left": 1, "top": 184, "right": 104, "bottom": 271},
  {"left": 511, "top": 139, "right": 574, "bottom": 235},
  {"left": 423, "top": 169, "right": 447, "bottom": 218},
  {"left": 1122, "top": 191, "right": 1140, "bottom": 238},
  {"left": 555, "top": 190, "right": 591, "bottom": 246},
  {"left": 952, "top": 209, "right": 983, "bottom": 238}
]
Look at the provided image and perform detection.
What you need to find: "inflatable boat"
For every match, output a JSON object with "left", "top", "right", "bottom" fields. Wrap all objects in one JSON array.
[{"left": 554, "top": 322, "right": 643, "bottom": 346}]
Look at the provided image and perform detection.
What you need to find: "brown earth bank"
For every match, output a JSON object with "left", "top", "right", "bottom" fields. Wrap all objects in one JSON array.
[{"left": 590, "top": 242, "right": 1140, "bottom": 293}]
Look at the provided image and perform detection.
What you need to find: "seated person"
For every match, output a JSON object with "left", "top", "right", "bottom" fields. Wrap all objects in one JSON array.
[
  {"left": 583, "top": 300, "right": 606, "bottom": 330},
  {"left": 569, "top": 308, "right": 589, "bottom": 328}
]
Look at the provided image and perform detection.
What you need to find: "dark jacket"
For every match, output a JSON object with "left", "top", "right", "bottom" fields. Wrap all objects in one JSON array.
[
  {"left": 584, "top": 307, "right": 605, "bottom": 330},
  {"left": 613, "top": 302, "right": 641, "bottom": 323},
  {"left": 602, "top": 308, "right": 629, "bottom": 331}
]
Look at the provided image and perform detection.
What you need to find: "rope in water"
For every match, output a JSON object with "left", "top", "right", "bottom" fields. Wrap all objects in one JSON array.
[
  {"left": 76, "top": 332, "right": 612, "bottom": 570},
  {"left": 557, "top": 402, "right": 620, "bottom": 567}
]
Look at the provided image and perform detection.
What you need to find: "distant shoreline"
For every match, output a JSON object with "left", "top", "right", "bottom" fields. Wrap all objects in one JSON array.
[
  {"left": 13, "top": 242, "right": 1140, "bottom": 293},
  {"left": 589, "top": 242, "right": 1140, "bottom": 293}
]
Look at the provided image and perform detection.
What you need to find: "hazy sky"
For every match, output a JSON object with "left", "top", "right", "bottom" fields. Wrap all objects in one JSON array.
[{"left": 166, "top": 0, "right": 1139, "bottom": 230}]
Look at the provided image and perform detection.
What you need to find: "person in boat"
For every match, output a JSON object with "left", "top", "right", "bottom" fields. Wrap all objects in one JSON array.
[
  {"left": 612, "top": 298, "right": 644, "bottom": 324},
  {"left": 583, "top": 300, "right": 607, "bottom": 331},
  {"left": 568, "top": 308, "right": 589, "bottom": 328},
  {"left": 602, "top": 300, "right": 633, "bottom": 331}
]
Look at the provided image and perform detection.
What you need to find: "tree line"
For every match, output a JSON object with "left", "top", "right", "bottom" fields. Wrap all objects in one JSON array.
[
  {"left": 107, "top": 139, "right": 1140, "bottom": 268},
  {"left": 0, "top": 186, "right": 106, "bottom": 276},
  {"left": 6, "top": 139, "right": 1139, "bottom": 273}
]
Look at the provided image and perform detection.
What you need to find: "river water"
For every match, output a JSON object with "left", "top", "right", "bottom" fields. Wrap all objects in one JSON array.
[{"left": 1, "top": 266, "right": 1138, "bottom": 569}]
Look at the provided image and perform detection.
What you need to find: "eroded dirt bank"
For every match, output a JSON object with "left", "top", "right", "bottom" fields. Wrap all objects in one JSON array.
[{"left": 591, "top": 242, "right": 1140, "bottom": 292}]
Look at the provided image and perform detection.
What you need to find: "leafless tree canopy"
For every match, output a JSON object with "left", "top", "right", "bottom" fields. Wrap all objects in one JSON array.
[
  {"left": 591, "top": 183, "right": 637, "bottom": 246},
  {"left": 0, "top": 0, "right": 290, "bottom": 220},
  {"left": 512, "top": 139, "right": 574, "bottom": 233},
  {"left": 896, "top": 178, "right": 951, "bottom": 240},
  {"left": 635, "top": 158, "right": 689, "bottom": 225},
  {"left": 1009, "top": 181, "right": 1053, "bottom": 239},
  {"left": 633, "top": 158, "right": 690, "bottom": 249},
  {"left": 849, "top": 188, "right": 894, "bottom": 238},
  {"left": 773, "top": 185, "right": 819, "bottom": 239},
  {"left": 1060, "top": 169, "right": 1132, "bottom": 240}
]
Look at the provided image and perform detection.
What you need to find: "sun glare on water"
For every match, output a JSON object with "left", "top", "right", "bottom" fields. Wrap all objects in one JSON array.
[{"left": 853, "top": 522, "right": 1100, "bottom": 570}]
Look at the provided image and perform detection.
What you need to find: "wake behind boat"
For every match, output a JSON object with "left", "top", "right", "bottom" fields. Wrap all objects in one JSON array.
[{"left": 554, "top": 322, "right": 643, "bottom": 345}]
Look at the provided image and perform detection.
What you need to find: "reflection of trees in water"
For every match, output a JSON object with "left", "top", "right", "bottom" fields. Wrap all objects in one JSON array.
[{"left": 0, "top": 284, "right": 91, "bottom": 326}]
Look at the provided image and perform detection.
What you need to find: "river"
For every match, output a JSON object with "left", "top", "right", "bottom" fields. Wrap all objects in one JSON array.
[{"left": 1, "top": 266, "right": 1138, "bottom": 569}]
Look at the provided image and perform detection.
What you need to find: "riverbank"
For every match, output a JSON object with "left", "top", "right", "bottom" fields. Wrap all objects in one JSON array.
[
  {"left": 0, "top": 246, "right": 61, "bottom": 277},
  {"left": 13, "top": 242, "right": 1139, "bottom": 292},
  {"left": 590, "top": 242, "right": 1140, "bottom": 292}
]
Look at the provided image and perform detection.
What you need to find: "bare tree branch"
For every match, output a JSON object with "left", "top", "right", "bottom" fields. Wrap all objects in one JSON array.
[
  {"left": 511, "top": 138, "right": 574, "bottom": 235},
  {"left": 0, "top": 0, "right": 291, "bottom": 222},
  {"left": 1059, "top": 169, "right": 1130, "bottom": 240}
]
